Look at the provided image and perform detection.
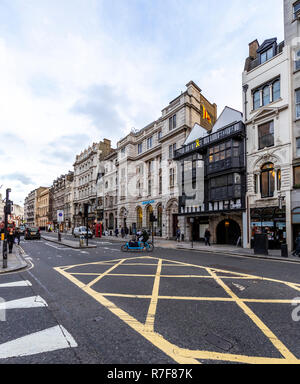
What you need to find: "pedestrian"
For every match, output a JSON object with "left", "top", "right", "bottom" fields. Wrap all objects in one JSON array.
[
  {"left": 115, "top": 227, "right": 119, "bottom": 237},
  {"left": 293, "top": 233, "right": 300, "bottom": 257},
  {"left": 176, "top": 227, "right": 181, "bottom": 242},
  {"left": 121, "top": 227, "right": 125, "bottom": 238},
  {"left": 125, "top": 226, "right": 129, "bottom": 238},
  {"left": 7, "top": 228, "right": 15, "bottom": 254},
  {"left": 204, "top": 228, "right": 211, "bottom": 246},
  {"left": 15, "top": 228, "right": 21, "bottom": 245}
]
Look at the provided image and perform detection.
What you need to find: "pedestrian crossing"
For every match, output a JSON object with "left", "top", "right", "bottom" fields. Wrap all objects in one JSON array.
[{"left": 0, "top": 277, "right": 78, "bottom": 361}]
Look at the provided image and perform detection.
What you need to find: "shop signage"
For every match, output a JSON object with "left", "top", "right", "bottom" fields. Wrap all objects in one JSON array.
[{"left": 142, "top": 200, "right": 155, "bottom": 206}]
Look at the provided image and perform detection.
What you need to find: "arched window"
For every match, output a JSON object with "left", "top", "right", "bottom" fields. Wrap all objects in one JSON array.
[
  {"left": 272, "top": 80, "right": 280, "bottom": 102},
  {"left": 260, "top": 163, "right": 275, "bottom": 198},
  {"left": 262, "top": 85, "right": 270, "bottom": 106},
  {"left": 137, "top": 207, "right": 143, "bottom": 230}
]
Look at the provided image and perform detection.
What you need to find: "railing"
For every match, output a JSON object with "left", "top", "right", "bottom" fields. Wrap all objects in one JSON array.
[{"left": 174, "top": 121, "right": 244, "bottom": 158}]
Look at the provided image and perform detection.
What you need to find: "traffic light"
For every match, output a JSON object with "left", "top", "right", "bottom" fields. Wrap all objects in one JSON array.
[{"left": 5, "top": 201, "right": 13, "bottom": 215}]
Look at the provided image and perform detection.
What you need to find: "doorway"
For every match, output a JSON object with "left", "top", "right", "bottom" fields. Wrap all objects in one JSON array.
[{"left": 217, "top": 219, "right": 241, "bottom": 245}]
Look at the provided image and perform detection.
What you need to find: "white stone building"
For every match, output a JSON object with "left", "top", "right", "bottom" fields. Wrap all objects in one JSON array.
[
  {"left": 243, "top": 36, "right": 293, "bottom": 250},
  {"left": 73, "top": 139, "right": 113, "bottom": 228},
  {"left": 100, "top": 81, "right": 217, "bottom": 239},
  {"left": 284, "top": 0, "right": 300, "bottom": 247}
]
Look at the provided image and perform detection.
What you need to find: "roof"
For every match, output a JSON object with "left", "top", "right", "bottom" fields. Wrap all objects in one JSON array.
[
  {"left": 211, "top": 106, "right": 243, "bottom": 133},
  {"left": 184, "top": 123, "right": 209, "bottom": 145}
]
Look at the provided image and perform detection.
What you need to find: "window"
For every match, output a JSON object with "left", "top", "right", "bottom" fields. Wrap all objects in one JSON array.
[
  {"left": 260, "top": 163, "right": 275, "bottom": 198},
  {"left": 121, "top": 147, "right": 126, "bottom": 158},
  {"left": 296, "top": 89, "right": 300, "bottom": 119},
  {"left": 294, "top": 166, "right": 300, "bottom": 186},
  {"left": 272, "top": 80, "right": 280, "bottom": 102},
  {"left": 169, "top": 143, "right": 176, "bottom": 159},
  {"left": 297, "top": 138, "right": 300, "bottom": 157},
  {"left": 169, "top": 168, "right": 175, "bottom": 188},
  {"left": 147, "top": 136, "right": 153, "bottom": 150},
  {"left": 192, "top": 159, "right": 197, "bottom": 189},
  {"left": 262, "top": 86, "right": 270, "bottom": 106},
  {"left": 277, "top": 169, "right": 281, "bottom": 191},
  {"left": 254, "top": 174, "right": 258, "bottom": 194},
  {"left": 294, "top": 1, "right": 300, "bottom": 19},
  {"left": 295, "top": 50, "right": 300, "bottom": 71},
  {"left": 158, "top": 131, "right": 162, "bottom": 140},
  {"left": 169, "top": 114, "right": 177, "bottom": 131},
  {"left": 159, "top": 174, "right": 162, "bottom": 195},
  {"left": 253, "top": 91, "right": 261, "bottom": 110},
  {"left": 208, "top": 141, "right": 232, "bottom": 163},
  {"left": 148, "top": 179, "right": 152, "bottom": 195},
  {"left": 258, "top": 121, "right": 274, "bottom": 150},
  {"left": 138, "top": 143, "right": 143, "bottom": 154},
  {"left": 260, "top": 47, "right": 273, "bottom": 64}
]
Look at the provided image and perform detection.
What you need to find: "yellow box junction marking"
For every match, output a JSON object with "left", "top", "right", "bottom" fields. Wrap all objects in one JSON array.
[{"left": 54, "top": 256, "right": 300, "bottom": 365}]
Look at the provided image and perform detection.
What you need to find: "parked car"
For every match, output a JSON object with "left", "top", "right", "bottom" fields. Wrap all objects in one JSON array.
[
  {"left": 73, "top": 226, "right": 93, "bottom": 239},
  {"left": 25, "top": 227, "right": 41, "bottom": 240}
]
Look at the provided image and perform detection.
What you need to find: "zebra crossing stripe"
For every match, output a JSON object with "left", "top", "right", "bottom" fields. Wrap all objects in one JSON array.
[
  {"left": 0, "top": 281, "right": 32, "bottom": 288},
  {"left": 0, "top": 296, "right": 47, "bottom": 310},
  {"left": 0, "top": 325, "right": 78, "bottom": 359}
]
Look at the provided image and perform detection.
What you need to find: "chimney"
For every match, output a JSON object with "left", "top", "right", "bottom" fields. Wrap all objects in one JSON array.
[{"left": 249, "top": 40, "right": 259, "bottom": 59}]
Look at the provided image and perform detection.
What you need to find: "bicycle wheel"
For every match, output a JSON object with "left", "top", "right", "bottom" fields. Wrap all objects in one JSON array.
[{"left": 147, "top": 243, "right": 154, "bottom": 252}]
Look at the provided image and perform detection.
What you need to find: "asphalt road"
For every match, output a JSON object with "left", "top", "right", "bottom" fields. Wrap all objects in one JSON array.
[{"left": 0, "top": 236, "right": 300, "bottom": 365}]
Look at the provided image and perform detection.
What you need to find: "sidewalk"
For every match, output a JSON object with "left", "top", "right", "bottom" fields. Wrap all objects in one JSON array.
[
  {"left": 41, "top": 234, "right": 97, "bottom": 249},
  {"left": 0, "top": 244, "right": 28, "bottom": 274},
  {"left": 96, "top": 235, "right": 300, "bottom": 263}
]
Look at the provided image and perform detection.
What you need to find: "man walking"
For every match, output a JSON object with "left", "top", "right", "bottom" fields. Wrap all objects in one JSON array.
[
  {"left": 204, "top": 228, "right": 211, "bottom": 247},
  {"left": 15, "top": 228, "right": 21, "bottom": 245},
  {"left": 176, "top": 227, "right": 181, "bottom": 242},
  {"left": 7, "top": 228, "right": 15, "bottom": 254}
]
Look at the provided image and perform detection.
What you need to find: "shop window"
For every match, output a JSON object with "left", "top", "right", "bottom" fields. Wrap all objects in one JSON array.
[
  {"left": 258, "top": 121, "right": 274, "bottom": 150},
  {"left": 260, "top": 163, "right": 275, "bottom": 198}
]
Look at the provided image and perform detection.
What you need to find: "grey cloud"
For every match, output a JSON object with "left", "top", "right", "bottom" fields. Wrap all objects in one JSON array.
[
  {"left": 71, "top": 84, "right": 127, "bottom": 137},
  {"left": 43, "top": 134, "right": 92, "bottom": 164},
  {"left": 2, "top": 173, "right": 34, "bottom": 186}
]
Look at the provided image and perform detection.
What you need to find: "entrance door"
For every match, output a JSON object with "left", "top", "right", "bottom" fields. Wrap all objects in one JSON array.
[
  {"left": 293, "top": 225, "right": 300, "bottom": 251},
  {"left": 172, "top": 214, "right": 178, "bottom": 237},
  {"left": 217, "top": 219, "right": 241, "bottom": 245}
]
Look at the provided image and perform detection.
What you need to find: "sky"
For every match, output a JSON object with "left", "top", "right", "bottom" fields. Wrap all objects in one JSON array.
[{"left": 0, "top": 0, "right": 284, "bottom": 206}]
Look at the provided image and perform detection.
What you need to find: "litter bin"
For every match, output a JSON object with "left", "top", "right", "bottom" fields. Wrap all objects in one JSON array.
[
  {"left": 254, "top": 234, "right": 268, "bottom": 255},
  {"left": 281, "top": 243, "right": 288, "bottom": 258}
]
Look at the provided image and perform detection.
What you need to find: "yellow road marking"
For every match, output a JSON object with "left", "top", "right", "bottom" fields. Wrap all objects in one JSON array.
[
  {"left": 85, "top": 259, "right": 125, "bottom": 288},
  {"left": 145, "top": 259, "right": 162, "bottom": 333},
  {"left": 206, "top": 268, "right": 298, "bottom": 363},
  {"left": 54, "top": 257, "right": 300, "bottom": 365}
]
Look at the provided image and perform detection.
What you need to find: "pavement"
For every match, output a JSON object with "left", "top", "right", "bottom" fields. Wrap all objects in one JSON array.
[
  {"left": 70, "top": 234, "right": 300, "bottom": 264},
  {"left": 41, "top": 234, "right": 97, "bottom": 249},
  {"left": 0, "top": 243, "right": 28, "bottom": 274}
]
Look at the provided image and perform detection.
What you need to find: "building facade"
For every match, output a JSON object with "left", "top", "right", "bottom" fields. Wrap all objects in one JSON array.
[
  {"left": 175, "top": 107, "right": 247, "bottom": 246},
  {"left": 24, "top": 190, "right": 37, "bottom": 227},
  {"left": 243, "top": 35, "right": 293, "bottom": 250},
  {"left": 36, "top": 187, "right": 50, "bottom": 230},
  {"left": 51, "top": 176, "right": 67, "bottom": 231},
  {"left": 284, "top": 0, "right": 300, "bottom": 248},
  {"left": 64, "top": 171, "right": 74, "bottom": 230},
  {"left": 102, "top": 81, "right": 217, "bottom": 239},
  {"left": 73, "top": 140, "right": 113, "bottom": 228}
]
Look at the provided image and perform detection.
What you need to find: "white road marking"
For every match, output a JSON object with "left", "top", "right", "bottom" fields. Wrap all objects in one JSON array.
[
  {"left": 44, "top": 243, "right": 68, "bottom": 250},
  {"left": 104, "top": 247, "right": 121, "bottom": 252},
  {"left": 0, "top": 296, "right": 47, "bottom": 310},
  {"left": 232, "top": 283, "right": 246, "bottom": 291},
  {"left": 0, "top": 325, "right": 77, "bottom": 359},
  {"left": 0, "top": 281, "right": 32, "bottom": 288}
]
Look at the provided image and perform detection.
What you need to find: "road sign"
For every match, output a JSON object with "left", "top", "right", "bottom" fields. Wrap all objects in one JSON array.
[{"left": 57, "top": 210, "right": 64, "bottom": 223}]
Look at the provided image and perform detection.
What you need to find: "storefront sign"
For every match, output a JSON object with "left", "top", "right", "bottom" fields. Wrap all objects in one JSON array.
[{"left": 142, "top": 200, "right": 155, "bottom": 206}]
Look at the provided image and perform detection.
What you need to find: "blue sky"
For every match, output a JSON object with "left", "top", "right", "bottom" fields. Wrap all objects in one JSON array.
[{"left": 0, "top": 0, "right": 284, "bottom": 204}]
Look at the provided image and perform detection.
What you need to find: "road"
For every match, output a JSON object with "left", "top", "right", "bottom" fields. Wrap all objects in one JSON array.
[{"left": 0, "top": 235, "right": 300, "bottom": 365}]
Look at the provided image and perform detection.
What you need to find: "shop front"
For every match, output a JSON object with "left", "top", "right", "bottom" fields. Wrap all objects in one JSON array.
[{"left": 250, "top": 207, "right": 286, "bottom": 250}]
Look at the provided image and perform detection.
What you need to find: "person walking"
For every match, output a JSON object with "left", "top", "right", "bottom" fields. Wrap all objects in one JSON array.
[
  {"left": 7, "top": 228, "right": 15, "bottom": 254},
  {"left": 115, "top": 227, "right": 119, "bottom": 237},
  {"left": 121, "top": 227, "right": 125, "bottom": 238},
  {"left": 176, "top": 227, "right": 181, "bottom": 242},
  {"left": 15, "top": 228, "right": 21, "bottom": 245},
  {"left": 204, "top": 228, "right": 211, "bottom": 247}
]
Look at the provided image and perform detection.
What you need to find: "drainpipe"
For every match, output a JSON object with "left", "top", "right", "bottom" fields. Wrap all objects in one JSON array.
[{"left": 243, "top": 84, "right": 249, "bottom": 122}]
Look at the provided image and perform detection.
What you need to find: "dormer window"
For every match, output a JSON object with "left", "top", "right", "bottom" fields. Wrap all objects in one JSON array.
[{"left": 260, "top": 47, "right": 273, "bottom": 64}]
